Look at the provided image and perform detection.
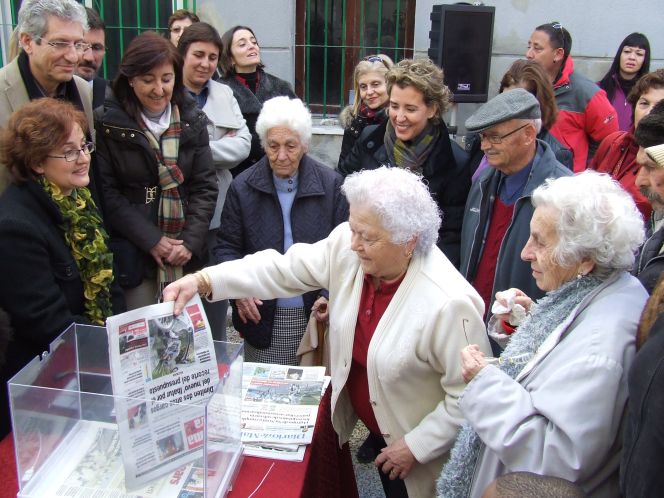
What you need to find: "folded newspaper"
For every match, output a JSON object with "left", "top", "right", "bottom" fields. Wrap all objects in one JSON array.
[
  {"left": 240, "top": 362, "right": 331, "bottom": 461},
  {"left": 106, "top": 296, "right": 221, "bottom": 490}
]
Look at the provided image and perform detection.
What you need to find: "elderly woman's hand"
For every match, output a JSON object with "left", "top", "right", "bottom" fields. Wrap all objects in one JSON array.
[
  {"left": 461, "top": 344, "right": 489, "bottom": 383},
  {"left": 375, "top": 437, "right": 416, "bottom": 480},
  {"left": 163, "top": 274, "right": 199, "bottom": 315},
  {"left": 312, "top": 296, "right": 329, "bottom": 323},
  {"left": 235, "top": 297, "right": 263, "bottom": 324},
  {"left": 492, "top": 288, "right": 533, "bottom": 324}
]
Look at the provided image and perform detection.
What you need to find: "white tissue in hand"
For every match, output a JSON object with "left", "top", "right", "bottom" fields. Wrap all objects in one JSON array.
[{"left": 491, "top": 289, "right": 527, "bottom": 326}]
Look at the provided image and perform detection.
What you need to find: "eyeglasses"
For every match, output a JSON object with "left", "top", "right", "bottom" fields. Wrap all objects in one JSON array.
[
  {"left": 550, "top": 21, "right": 566, "bottom": 56},
  {"left": 47, "top": 142, "right": 95, "bottom": 162},
  {"left": 363, "top": 55, "right": 390, "bottom": 70},
  {"left": 479, "top": 123, "right": 530, "bottom": 145},
  {"left": 36, "top": 38, "right": 91, "bottom": 53},
  {"left": 170, "top": 26, "right": 186, "bottom": 33},
  {"left": 88, "top": 43, "right": 106, "bottom": 53}
]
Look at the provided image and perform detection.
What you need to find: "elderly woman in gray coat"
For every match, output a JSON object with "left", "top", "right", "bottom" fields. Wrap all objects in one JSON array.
[{"left": 438, "top": 171, "right": 648, "bottom": 498}]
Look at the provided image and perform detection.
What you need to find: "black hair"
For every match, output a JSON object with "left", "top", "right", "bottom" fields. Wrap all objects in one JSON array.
[{"left": 598, "top": 33, "right": 651, "bottom": 102}]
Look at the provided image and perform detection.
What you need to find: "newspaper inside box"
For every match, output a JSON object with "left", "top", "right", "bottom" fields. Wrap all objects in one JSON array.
[{"left": 9, "top": 323, "right": 244, "bottom": 498}]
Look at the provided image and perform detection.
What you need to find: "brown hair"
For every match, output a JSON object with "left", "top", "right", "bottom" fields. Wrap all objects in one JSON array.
[
  {"left": 386, "top": 58, "right": 452, "bottom": 124},
  {"left": 219, "top": 25, "right": 265, "bottom": 77},
  {"left": 0, "top": 98, "right": 88, "bottom": 184},
  {"left": 178, "top": 22, "right": 223, "bottom": 59},
  {"left": 167, "top": 9, "right": 199, "bottom": 30},
  {"left": 500, "top": 59, "right": 559, "bottom": 130},
  {"left": 112, "top": 32, "right": 185, "bottom": 125},
  {"left": 627, "top": 68, "right": 664, "bottom": 107}
]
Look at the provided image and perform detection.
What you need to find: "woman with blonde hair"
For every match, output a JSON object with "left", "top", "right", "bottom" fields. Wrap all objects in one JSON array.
[{"left": 337, "top": 54, "right": 393, "bottom": 167}]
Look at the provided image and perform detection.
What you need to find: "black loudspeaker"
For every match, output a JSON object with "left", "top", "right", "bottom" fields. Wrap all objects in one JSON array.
[{"left": 429, "top": 4, "right": 495, "bottom": 103}]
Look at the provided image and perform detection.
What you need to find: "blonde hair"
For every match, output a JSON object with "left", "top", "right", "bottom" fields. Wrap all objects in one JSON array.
[{"left": 351, "top": 54, "right": 394, "bottom": 116}]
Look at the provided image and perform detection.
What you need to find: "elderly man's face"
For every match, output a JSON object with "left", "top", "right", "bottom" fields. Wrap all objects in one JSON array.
[
  {"left": 265, "top": 126, "right": 306, "bottom": 179},
  {"left": 76, "top": 28, "right": 105, "bottom": 81},
  {"left": 636, "top": 146, "right": 664, "bottom": 213},
  {"left": 479, "top": 119, "right": 536, "bottom": 175},
  {"left": 21, "top": 15, "right": 85, "bottom": 94}
]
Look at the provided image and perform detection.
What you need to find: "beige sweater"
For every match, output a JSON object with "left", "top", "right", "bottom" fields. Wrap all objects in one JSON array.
[{"left": 205, "top": 222, "right": 491, "bottom": 498}]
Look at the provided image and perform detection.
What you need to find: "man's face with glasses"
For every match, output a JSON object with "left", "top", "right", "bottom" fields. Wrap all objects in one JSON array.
[
  {"left": 76, "top": 28, "right": 106, "bottom": 81},
  {"left": 21, "top": 15, "right": 85, "bottom": 94},
  {"left": 479, "top": 119, "right": 535, "bottom": 175}
]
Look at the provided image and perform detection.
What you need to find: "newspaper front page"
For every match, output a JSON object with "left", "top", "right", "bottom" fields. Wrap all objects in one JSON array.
[
  {"left": 240, "top": 363, "right": 330, "bottom": 461},
  {"left": 106, "top": 297, "right": 220, "bottom": 489}
]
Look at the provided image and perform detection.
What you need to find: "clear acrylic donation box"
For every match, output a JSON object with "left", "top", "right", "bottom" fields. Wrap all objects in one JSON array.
[{"left": 8, "top": 323, "right": 244, "bottom": 498}]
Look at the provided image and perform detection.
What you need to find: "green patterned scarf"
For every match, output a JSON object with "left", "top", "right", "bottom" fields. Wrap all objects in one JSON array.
[
  {"left": 140, "top": 104, "right": 185, "bottom": 289},
  {"left": 39, "top": 178, "right": 114, "bottom": 324},
  {"left": 384, "top": 120, "right": 439, "bottom": 174}
]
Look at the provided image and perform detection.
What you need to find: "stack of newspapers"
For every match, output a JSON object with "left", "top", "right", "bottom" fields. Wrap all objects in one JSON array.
[{"left": 241, "top": 362, "right": 331, "bottom": 461}]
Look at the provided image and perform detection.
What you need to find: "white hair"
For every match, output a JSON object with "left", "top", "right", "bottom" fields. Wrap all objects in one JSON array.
[
  {"left": 532, "top": 118, "right": 542, "bottom": 134},
  {"left": 255, "top": 96, "right": 312, "bottom": 149},
  {"left": 532, "top": 171, "right": 645, "bottom": 278},
  {"left": 18, "top": 0, "right": 88, "bottom": 41},
  {"left": 342, "top": 167, "right": 441, "bottom": 255}
]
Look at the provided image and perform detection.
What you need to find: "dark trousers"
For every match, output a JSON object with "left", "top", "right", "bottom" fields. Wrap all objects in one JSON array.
[{"left": 371, "top": 432, "right": 409, "bottom": 498}]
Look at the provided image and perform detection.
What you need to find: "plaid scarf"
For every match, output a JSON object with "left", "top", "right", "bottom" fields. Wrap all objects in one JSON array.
[
  {"left": 140, "top": 104, "right": 185, "bottom": 289},
  {"left": 384, "top": 120, "right": 439, "bottom": 174}
]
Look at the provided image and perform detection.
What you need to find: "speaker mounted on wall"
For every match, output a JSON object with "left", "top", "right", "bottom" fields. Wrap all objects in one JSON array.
[{"left": 429, "top": 4, "right": 496, "bottom": 103}]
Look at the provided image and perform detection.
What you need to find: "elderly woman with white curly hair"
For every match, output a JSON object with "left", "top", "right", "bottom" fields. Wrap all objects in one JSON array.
[
  {"left": 438, "top": 171, "right": 648, "bottom": 498},
  {"left": 165, "top": 166, "right": 491, "bottom": 498},
  {"left": 212, "top": 96, "right": 348, "bottom": 365}
]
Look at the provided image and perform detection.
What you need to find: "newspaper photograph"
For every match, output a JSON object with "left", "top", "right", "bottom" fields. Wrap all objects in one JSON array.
[
  {"left": 240, "top": 363, "right": 330, "bottom": 461},
  {"left": 106, "top": 296, "right": 220, "bottom": 490}
]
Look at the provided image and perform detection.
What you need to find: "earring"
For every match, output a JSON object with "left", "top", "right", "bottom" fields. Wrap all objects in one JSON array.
[
  {"left": 576, "top": 272, "right": 584, "bottom": 280},
  {"left": 406, "top": 251, "right": 413, "bottom": 258}
]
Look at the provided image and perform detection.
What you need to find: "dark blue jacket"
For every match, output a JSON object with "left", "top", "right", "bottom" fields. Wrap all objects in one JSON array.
[{"left": 214, "top": 154, "right": 348, "bottom": 348}]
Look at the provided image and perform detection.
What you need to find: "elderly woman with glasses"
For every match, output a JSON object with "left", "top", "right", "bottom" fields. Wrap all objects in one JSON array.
[
  {"left": 0, "top": 98, "right": 125, "bottom": 436},
  {"left": 438, "top": 171, "right": 647, "bottom": 498},
  {"left": 165, "top": 167, "right": 491, "bottom": 498},
  {"left": 213, "top": 96, "right": 348, "bottom": 365},
  {"left": 96, "top": 32, "right": 217, "bottom": 309},
  {"left": 337, "top": 54, "right": 394, "bottom": 168}
]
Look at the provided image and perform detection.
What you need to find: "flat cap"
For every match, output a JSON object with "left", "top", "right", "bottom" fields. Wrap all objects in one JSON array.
[
  {"left": 646, "top": 143, "right": 664, "bottom": 168},
  {"left": 465, "top": 88, "right": 541, "bottom": 132}
]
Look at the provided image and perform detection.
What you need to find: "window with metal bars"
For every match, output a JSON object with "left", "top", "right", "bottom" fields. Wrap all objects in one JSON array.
[{"left": 295, "top": 0, "right": 415, "bottom": 116}]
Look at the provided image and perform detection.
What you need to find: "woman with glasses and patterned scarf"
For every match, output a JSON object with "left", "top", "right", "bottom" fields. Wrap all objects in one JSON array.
[
  {"left": 0, "top": 98, "right": 125, "bottom": 436},
  {"left": 337, "top": 54, "right": 393, "bottom": 168},
  {"left": 339, "top": 58, "right": 470, "bottom": 268},
  {"left": 438, "top": 172, "right": 647, "bottom": 498},
  {"left": 96, "top": 32, "right": 217, "bottom": 310}
]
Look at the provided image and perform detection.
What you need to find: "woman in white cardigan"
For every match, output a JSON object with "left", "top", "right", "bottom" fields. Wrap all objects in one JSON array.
[
  {"left": 178, "top": 23, "right": 251, "bottom": 339},
  {"left": 164, "top": 167, "right": 491, "bottom": 498}
]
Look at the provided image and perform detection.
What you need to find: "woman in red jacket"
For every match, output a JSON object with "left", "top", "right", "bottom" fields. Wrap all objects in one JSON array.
[{"left": 589, "top": 69, "right": 664, "bottom": 220}]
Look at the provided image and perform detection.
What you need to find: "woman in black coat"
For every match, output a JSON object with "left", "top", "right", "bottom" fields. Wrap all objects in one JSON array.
[
  {"left": 96, "top": 32, "right": 217, "bottom": 309},
  {"left": 214, "top": 97, "right": 348, "bottom": 365},
  {"left": 219, "top": 25, "right": 296, "bottom": 177},
  {"left": 0, "top": 99, "right": 124, "bottom": 436},
  {"left": 339, "top": 58, "right": 469, "bottom": 268}
]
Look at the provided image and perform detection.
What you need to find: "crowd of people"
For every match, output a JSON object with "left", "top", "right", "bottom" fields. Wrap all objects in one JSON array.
[{"left": 0, "top": 1, "right": 663, "bottom": 497}]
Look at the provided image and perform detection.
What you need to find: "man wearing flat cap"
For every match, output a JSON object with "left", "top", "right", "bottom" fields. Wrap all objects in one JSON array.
[
  {"left": 460, "top": 88, "right": 571, "bottom": 337},
  {"left": 632, "top": 101, "right": 664, "bottom": 293}
]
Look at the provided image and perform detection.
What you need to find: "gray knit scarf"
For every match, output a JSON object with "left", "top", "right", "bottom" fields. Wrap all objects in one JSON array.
[{"left": 436, "top": 274, "right": 604, "bottom": 498}]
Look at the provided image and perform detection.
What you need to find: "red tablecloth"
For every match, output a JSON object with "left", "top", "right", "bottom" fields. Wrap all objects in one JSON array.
[{"left": 0, "top": 388, "right": 358, "bottom": 498}]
